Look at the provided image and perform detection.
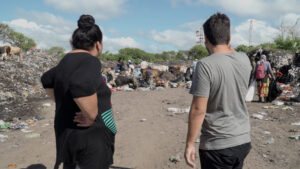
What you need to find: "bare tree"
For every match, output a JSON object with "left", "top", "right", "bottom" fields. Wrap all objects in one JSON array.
[{"left": 0, "top": 23, "right": 14, "bottom": 44}]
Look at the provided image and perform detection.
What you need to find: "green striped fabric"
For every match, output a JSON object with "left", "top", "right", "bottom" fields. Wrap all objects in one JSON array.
[{"left": 101, "top": 109, "right": 117, "bottom": 134}]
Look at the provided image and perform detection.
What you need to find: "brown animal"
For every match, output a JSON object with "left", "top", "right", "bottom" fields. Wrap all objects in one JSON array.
[
  {"left": 7, "top": 46, "right": 22, "bottom": 60},
  {"left": 141, "top": 68, "right": 160, "bottom": 79}
]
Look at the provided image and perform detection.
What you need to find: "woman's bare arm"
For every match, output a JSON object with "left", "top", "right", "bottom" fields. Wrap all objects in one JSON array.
[
  {"left": 73, "top": 93, "right": 98, "bottom": 127},
  {"left": 45, "top": 89, "right": 55, "bottom": 101}
]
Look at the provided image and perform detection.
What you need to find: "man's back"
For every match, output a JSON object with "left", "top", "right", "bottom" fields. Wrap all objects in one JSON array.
[{"left": 190, "top": 51, "right": 252, "bottom": 150}]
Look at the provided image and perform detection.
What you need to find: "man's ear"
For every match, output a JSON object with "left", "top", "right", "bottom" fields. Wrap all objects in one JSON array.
[{"left": 228, "top": 35, "right": 231, "bottom": 45}]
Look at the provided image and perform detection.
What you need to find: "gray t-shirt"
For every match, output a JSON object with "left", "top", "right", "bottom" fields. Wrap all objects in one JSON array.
[{"left": 190, "top": 51, "right": 252, "bottom": 150}]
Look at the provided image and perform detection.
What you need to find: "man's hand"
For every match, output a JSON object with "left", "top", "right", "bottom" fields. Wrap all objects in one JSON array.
[
  {"left": 73, "top": 112, "right": 94, "bottom": 127},
  {"left": 185, "top": 144, "right": 196, "bottom": 168}
]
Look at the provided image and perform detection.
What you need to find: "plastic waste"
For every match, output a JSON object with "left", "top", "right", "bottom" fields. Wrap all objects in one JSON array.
[
  {"left": 245, "top": 80, "right": 256, "bottom": 102},
  {"left": 291, "top": 122, "right": 300, "bottom": 126},
  {"left": 0, "top": 134, "right": 8, "bottom": 142},
  {"left": 265, "top": 138, "right": 275, "bottom": 144},
  {"left": 289, "top": 136, "right": 300, "bottom": 140},
  {"left": 42, "top": 103, "right": 51, "bottom": 107},
  {"left": 25, "top": 133, "right": 40, "bottom": 138},
  {"left": 273, "top": 101, "right": 284, "bottom": 106},
  {"left": 252, "top": 114, "right": 264, "bottom": 120},
  {"left": 8, "top": 164, "right": 17, "bottom": 169}
]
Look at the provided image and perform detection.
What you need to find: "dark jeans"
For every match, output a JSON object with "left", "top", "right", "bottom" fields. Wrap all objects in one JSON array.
[{"left": 199, "top": 143, "right": 251, "bottom": 169}]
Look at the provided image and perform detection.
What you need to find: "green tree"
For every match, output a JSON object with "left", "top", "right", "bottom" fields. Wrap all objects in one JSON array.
[
  {"left": 274, "top": 36, "right": 300, "bottom": 51},
  {"left": 47, "top": 46, "right": 66, "bottom": 58},
  {"left": 235, "top": 44, "right": 253, "bottom": 53},
  {"left": 188, "top": 45, "right": 209, "bottom": 60}
]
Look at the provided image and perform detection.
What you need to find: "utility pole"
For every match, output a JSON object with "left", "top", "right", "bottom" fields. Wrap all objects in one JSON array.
[
  {"left": 249, "top": 19, "right": 253, "bottom": 47},
  {"left": 196, "top": 29, "right": 204, "bottom": 46}
]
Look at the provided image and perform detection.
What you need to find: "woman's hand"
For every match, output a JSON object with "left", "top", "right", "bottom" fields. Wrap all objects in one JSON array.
[{"left": 73, "top": 112, "right": 94, "bottom": 127}]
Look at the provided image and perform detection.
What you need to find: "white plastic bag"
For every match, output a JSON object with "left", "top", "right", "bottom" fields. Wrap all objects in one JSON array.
[{"left": 245, "top": 80, "right": 256, "bottom": 102}]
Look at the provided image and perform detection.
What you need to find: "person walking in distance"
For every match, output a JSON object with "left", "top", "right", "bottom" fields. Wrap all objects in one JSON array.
[
  {"left": 185, "top": 13, "right": 252, "bottom": 169},
  {"left": 255, "top": 54, "right": 275, "bottom": 102}
]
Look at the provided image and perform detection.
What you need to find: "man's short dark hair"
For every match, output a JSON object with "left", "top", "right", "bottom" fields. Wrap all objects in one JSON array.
[{"left": 203, "top": 13, "right": 230, "bottom": 46}]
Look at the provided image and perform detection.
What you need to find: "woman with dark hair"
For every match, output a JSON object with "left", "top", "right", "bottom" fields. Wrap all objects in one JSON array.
[{"left": 41, "top": 14, "right": 116, "bottom": 169}]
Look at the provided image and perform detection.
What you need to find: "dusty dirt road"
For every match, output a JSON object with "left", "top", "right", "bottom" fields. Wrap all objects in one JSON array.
[{"left": 0, "top": 88, "right": 300, "bottom": 169}]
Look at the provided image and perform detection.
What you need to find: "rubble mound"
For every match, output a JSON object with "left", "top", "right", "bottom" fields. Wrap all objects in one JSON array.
[{"left": 0, "top": 50, "right": 59, "bottom": 121}]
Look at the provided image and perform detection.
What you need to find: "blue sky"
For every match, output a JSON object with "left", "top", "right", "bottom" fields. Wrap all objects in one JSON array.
[{"left": 0, "top": 0, "right": 299, "bottom": 53}]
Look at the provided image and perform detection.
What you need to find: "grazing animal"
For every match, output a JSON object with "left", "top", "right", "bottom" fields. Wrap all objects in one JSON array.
[{"left": 8, "top": 46, "right": 22, "bottom": 61}]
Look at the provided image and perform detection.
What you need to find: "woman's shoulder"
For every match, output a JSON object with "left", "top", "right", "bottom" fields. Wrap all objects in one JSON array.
[{"left": 62, "top": 52, "right": 100, "bottom": 64}]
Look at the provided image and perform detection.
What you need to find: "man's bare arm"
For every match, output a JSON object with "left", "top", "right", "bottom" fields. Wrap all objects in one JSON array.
[
  {"left": 186, "top": 96, "right": 208, "bottom": 145},
  {"left": 185, "top": 96, "right": 208, "bottom": 168}
]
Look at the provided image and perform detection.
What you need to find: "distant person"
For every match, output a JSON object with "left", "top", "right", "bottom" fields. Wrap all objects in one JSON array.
[
  {"left": 116, "top": 57, "right": 125, "bottom": 72},
  {"left": 255, "top": 54, "right": 275, "bottom": 102},
  {"left": 128, "top": 59, "right": 135, "bottom": 75},
  {"left": 41, "top": 14, "right": 116, "bottom": 169},
  {"left": 185, "top": 13, "right": 252, "bottom": 169}
]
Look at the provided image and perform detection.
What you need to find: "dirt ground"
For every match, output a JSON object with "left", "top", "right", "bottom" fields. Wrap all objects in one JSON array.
[{"left": 0, "top": 88, "right": 300, "bottom": 169}]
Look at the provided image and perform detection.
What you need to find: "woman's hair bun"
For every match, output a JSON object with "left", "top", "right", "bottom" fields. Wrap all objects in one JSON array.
[{"left": 77, "top": 14, "right": 95, "bottom": 30}]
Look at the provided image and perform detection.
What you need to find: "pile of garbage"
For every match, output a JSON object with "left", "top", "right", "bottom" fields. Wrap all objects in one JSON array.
[
  {"left": 0, "top": 50, "right": 58, "bottom": 120},
  {"left": 101, "top": 60, "right": 195, "bottom": 92},
  {"left": 248, "top": 48, "right": 300, "bottom": 102}
]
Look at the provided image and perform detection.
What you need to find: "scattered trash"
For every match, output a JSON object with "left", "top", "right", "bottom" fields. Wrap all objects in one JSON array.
[
  {"left": 252, "top": 114, "right": 264, "bottom": 120},
  {"left": 21, "top": 129, "right": 33, "bottom": 133},
  {"left": 140, "top": 118, "right": 147, "bottom": 122},
  {"left": 263, "top": 131, "right": 271, "bottom": 135},
  {"left": 8, "top": 164, "right": 17, "bottom": 169},
  {"left": 0, "top": 121, "right": 11, "bottom": 130},
  {"left": 282, "top": 106, "right": 294, "bottom": 111},
  {"left": 265, "top": 138, "right": 275, "bottom": 145},
  {"left": 273, "top": 101, "right": 284, "bottom": 106},
  {"left": 291, "top": 122, "right": 300, "bottom": 126},
  {"left": 259, "top": 112, "right": 268, "bottom": 115},
  {"left": 263, "top": 106, "right": 269, "bottom": 109},
  {"left": 167, "top": 107, "right": 190, "bottom": 114},
  {"left": 0, "top": 134, "right": 8, "bottom": 142},
  {"left": 42, "top": 103, "right": 51, "bottom": 107},
  {"left": 169, "top": 153, "right": 181, "bottom": 163},
  {"left": 25, "top": 133, "right": 40, "bottom": 138},
  {"left": 289, "top": 135, "right": 300, "bottom": 140},
  {"left": 137, "top": 88, "right": 150, "bottom": 92}
]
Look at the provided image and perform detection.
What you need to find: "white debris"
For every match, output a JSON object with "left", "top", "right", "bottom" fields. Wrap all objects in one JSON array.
[{"left": 252, "top": 114, "right": 264, "bottom": 120}]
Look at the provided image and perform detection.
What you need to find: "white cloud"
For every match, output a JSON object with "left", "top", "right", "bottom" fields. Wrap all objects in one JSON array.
[
  {"left": 179, "top": 20, "right": 204, "bottom": 31},
  {"left": 103, "top": 36, "right": 143, "bottom": 53},
  {"left": 231, "top": 19, "right": 280, "bottom": 47},
  {"left": 278, "top": 13, "right": 300, "bottom": 27},
  {"left": 17, "top": 9, "right": 75, "bottom": 29},
  {"left": 44, "top": 0, "right": 127, "bottom": 20},
  {"left": 170, "top": 0, "right": 300, "bottom": 18},
  {"left": 149, "top": 30, "right": 196, "bottom": 50},
  {"left": 7, "top": 18, "right": 73, "bottom": 50}
]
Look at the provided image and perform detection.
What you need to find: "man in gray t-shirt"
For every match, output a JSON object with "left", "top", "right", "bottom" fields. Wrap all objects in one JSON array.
[{"left": 185, "top": 13, "right": 252, "bottom": 169}]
